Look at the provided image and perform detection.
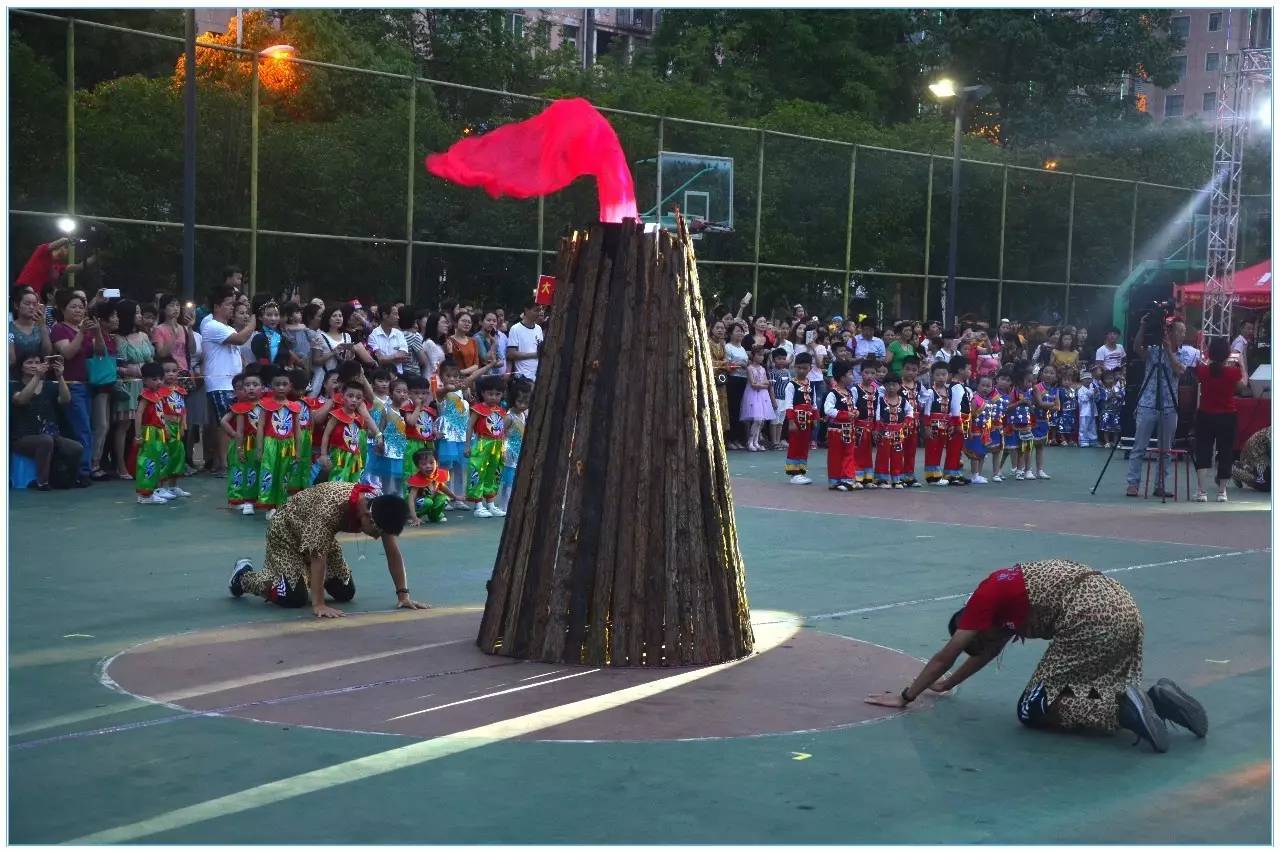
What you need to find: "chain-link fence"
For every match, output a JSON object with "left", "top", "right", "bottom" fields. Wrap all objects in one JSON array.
[{"left": 9, "top": 10, "right": 1270, "bottom": 327}]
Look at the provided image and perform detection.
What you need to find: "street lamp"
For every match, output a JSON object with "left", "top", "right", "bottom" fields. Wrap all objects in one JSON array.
[
  {"left": 259, "top": 44, "right": 297, "bottom": 60},
  {"left": 930, "top": 79, "right": 991, "bottom": 329},
  {"left": 56, "top": 217, "right": 77, "bottom": 234}
]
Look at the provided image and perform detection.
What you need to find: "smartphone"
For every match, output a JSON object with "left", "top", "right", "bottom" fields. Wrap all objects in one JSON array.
[{"left": 103, "top": 288, "right": 121, "bottom": 299}]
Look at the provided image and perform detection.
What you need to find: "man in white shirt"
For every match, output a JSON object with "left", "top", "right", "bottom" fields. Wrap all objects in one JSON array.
[
  {"left": 366, "top": 305, "right": 410, "bottom": 374},
  {"left": 507, "top": 301, "right": 544, "bottom": 382},
  {"left": 1094, "top": 327, "right": 1126, "bottom": 371},
  {"left": 1231, "top": 319, "right": 1254, "bottom": 375},
  {"left": 199, "top": 284, "right": 257, "bottom": 474},
  {"left": 853, "top": 317, "right": 887, "bottom": 361}
]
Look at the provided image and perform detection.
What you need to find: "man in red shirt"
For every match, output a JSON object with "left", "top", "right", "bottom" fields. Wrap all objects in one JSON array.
[{"left": 866, "top": 559, "right": 1208, "bottom": 754}]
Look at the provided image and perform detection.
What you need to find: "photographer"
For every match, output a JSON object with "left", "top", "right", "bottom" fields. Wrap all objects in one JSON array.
[
  {"left": 1124, "top": 313, "right": 1186, "bottom": 498},
  {"left": 15, "top": 237, "right": 90, "bottom": 292},
  {"left": 10, "top": 353, "right": 86, "bottom": 489}
]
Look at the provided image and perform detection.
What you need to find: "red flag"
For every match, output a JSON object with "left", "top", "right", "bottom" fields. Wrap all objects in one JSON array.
[
  {"left": 425, "top": 98, "right": 638, "bottom": 224},
  {"left": 535, "top": 275, "right": 557, "bottom": 306}
]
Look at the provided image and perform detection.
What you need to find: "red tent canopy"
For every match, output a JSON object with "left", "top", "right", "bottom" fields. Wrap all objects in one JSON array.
[{"left": 1175, "top": 259, "right": 1273, "bottom": 307}]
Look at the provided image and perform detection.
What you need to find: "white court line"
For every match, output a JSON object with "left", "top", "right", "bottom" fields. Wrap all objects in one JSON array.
[
  {"left": 386, "top": 669, "right": 600, "bottom": 721},
  {"left": 67, "top": 618, "right": 801, "bottom": 844},
  {"left": 518, "top": 668, "right": 566, "bottom": 681},
  {"left": 738, "top": 502, "right": 1267, "bottom": 549}
]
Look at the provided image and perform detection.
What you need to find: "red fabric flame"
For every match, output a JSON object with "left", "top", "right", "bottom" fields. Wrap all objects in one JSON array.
[{"left": 425, "top": 98, "right": 638, "bottom": 223}]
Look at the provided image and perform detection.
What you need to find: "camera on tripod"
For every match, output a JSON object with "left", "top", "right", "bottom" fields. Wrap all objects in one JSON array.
[{"left": 1139, "top": 299, "right": 1176, "bottom": 348}]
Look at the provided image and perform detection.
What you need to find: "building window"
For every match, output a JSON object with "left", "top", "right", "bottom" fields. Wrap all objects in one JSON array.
[
  {"left": 1173, "top": 54, "right": 1187, "bottom": 80},
  {"left": 562, "top": 24, "right": 578, "bottom": 50},
  {"left": 1203, "top": 91, "right": 1217, "bottom": 112},
  {"left": 1208, "top": 12, "right": 1222, "bottom": 32},
  {"left": 508, "top": 13, "right": 524, "bottom": 39},
  {"left": 1165, "top": 94, "right": 1184, "bottom": 117},
  {"left": 1169, "top": 16, "right": 1191, "bottom": 39},
  {"left": 1206, "top": 52, "right": 1220, "bottom": 72}
]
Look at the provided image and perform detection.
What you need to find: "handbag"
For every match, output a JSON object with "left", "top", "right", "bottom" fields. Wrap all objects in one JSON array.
[{"left": 87, "top": 354, "right": 118, "bottom": 387}]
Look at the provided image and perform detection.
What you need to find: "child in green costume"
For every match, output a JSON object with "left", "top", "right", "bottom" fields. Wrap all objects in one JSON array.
[
  {"left": 465, "top": 375, "right": 508, "bottom": 519},
  {"left": 406, "top": 449, "right": 458, "bottom": 524},
  {"left": 221, "top": 372, "right": 265, "bottom": 515},
  {"left": 255, "top": 367, "right": 303, "bottom": 517},
  {"left": 133, "top": 362, "right": 171, "bottom": 505},
  {"left": 319, "top": 379, "right": 382, "bottom": 483}
]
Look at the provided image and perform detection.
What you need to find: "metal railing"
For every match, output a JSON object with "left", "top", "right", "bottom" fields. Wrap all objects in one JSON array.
[{"left": 9, "top": 9, "right": 1268, "bottom": 324}]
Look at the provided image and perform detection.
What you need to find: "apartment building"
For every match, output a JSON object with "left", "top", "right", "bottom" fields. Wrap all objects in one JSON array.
[
  {"left": 1137, "top": 8, "right": 1271, "bottom": 122},
  {"left": 506, "top": 8, "right": 659, "bottom": 67}
]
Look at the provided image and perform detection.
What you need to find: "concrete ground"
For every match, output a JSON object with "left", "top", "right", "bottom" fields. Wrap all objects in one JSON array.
[{"left": 8, "top": 444, "right": 1271, "bottom": 843}]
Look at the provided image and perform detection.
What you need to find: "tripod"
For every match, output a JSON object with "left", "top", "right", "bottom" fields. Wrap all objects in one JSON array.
[{"left": 1090, "top": 342, "right": 1179, "bottom": 502}]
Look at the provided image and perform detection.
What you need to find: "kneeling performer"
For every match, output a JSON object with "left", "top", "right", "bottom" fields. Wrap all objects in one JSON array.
[
  {"left": 228, "top": 480, "right": 429, "bottom": 618},
  {"left": 867, "top": 559, "right": 1207, "bottom": 753}
]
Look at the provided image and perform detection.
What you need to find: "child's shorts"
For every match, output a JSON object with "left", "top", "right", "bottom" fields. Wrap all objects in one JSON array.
[
  {"left": 1031, "top": 421, "right": 1050, "bottom": 442},
  {"left": 1003, "top": 430, "right": 1020, "bottom": 450},
  {"left": 963, "top": 435, "right": 987, "bottom": 460},
  {"left": 436, "top": 439, "right": 466, "bottom": 466},
  {"left": 772, "top": 399, "right": 787, "bottom": 426},
  {"left": 501, "top": 465, "right": 517, "bottom": 489}
]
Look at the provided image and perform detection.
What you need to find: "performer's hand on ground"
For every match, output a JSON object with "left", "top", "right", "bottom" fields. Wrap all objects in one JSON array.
[
  {"left": 927, "top": 679, "right": 950, "bottom": 693},
  {"left": 396, "top": 596, "right": 430, "bottom": 610},
  {"left": 407, "top": 516, "right": 422, "bottom": 527},
  {"left": 864, "top": 691, "right": 908, "bottom": 709},
  {"left": 313, "top": 604, "right": 345, "bottom": 619}
]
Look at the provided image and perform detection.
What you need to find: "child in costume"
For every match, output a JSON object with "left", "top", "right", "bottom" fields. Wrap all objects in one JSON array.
[
  {"left": 873, "top": 372, "right": 913, "bottom": 488},
  {"left": 286, "top": 368, "right": 317, "bottom": 493},
  {"left": 781, "top": 352, "right": 818, "bottom": 484},
  {"left": 133, "top": 362, "right": 172, "bottom": 505},
  {"left": 406, "top": 448, "right": 458, "bottom": 525},
  {"left": 157, "top": 356, "right": 191, "bottom": 499},
  {"left": 920, "top": 361, "right": 952, "bottom": 485},
  {"left": 497, "top": 380, "right": 531, "bottom": 512},
  {"left": 359, "top": 370, "right": 405, "bottom": 495},
  {"left": 1006, "top": 367, "right": 1037, "bottom": 479},
  {"left": 1030, "top": 364, "right": 1059, "bottom": 479},
  {"left": 1077, "top": 368, "right": 1098, "bottom": 448},
  {"left": 222, "top": 372, "right": 264, "bottom": 515},
  {"left": 740, "top": 345, "right": 775, "bottom": 452},
  {"left": 1096, "top": 369, "right": 1124, "bottom": 448},
  {"left": 965, "top": 374, "right": 994, "bottom": 485},
  {"left": 319, "top": 380, "right": 382, "bottom": 484},
  {"left": 401, "top": 374, "right": 438, "bottom": 488},
  {"left": 943, "top": 355, "right": 973, "bottom": 485},
  {"left": 822, "top": 361, "right": 860, "bottom": 491},
  {"left": 898, "top": 356, "right": 923, "bottom": 487},
  {"left": 255, "top": 367, "right": 303, "bottom": 517},
  {"left": 303, "top": 371, "right": 340, "bottom": 486},
  {"left": 853, "top": 359, "right": 879, "bottom": 486},
  {"left": 1056, "top": 368, "right": 1080, "bottom": 447},
  {"left": 768, "top": 348, "right": 791, "bottom": 451},
  {"left": 986, "top": 371, "right": 1013, "bottom": 481},
  {"left": 435, "top": 360, "right": 471, "bottom": 509},
  {"left": 466, "top": 375, "right": 508, "bottom": 518}
]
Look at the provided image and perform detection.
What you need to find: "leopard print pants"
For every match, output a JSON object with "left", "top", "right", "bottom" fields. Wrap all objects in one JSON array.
[
  {"left": 1018, "top": 559, "right": 1144, "bottom": 733},
  {"left": 1232, "top": 426, "right": 1270, "bottom": 491}
]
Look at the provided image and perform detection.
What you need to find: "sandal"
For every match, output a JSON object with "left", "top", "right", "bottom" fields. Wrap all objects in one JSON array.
[{"left": 90, "top": 469, "right": 112, "bottom": 481}]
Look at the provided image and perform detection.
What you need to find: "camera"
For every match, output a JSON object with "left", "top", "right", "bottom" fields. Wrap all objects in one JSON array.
[
  {"left": 1140, "top": 300, "right": 1175, "bottom": 348},
  {"left": 74, "top": 221, "right": 112, "bottom": 253}
]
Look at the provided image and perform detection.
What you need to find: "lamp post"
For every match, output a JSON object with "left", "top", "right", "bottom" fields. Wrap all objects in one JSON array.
[{"left": 929, "top": 79, "right": 990, "bottom": 329}]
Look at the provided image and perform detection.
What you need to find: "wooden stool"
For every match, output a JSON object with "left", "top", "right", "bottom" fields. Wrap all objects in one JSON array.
[{"left": 1143, "top": 448, "right": 1192, "bottom": 500}]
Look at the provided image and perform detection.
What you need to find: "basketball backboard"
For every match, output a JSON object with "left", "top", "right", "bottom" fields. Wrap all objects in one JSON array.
[{"left": 640, "top": 151, "right": 734, "bottom": 234}]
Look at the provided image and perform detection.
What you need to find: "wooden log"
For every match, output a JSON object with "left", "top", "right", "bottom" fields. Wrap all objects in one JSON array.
[{"left": 478, "top": 217, "right": 753, "bottom": 666}]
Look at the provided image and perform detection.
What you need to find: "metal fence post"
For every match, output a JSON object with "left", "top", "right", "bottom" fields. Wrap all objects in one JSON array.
[
  {"left": 842, "top": 145, "right": 857, "bottom": 319},
  {"left": 751, "top": 129, "right": 764, "bottom": 306},
  {"left": 404, "top": 76, "right": 416, "bottom": 304},
  {"left": 922, "top": 156, "right": 935, "bottom": 321},
  {"left": 1128, "top": 182, "right": 1139, "bottom": 272},
  {"left": 249, "top": 55, "right": 259, "bottom": 298},
  {"left": 181, "top": 10, "right": 196, "bottom": 303},
  {"left": 655, "top": 116, "right": 664, "bottom": 221},
  {"left": 66, "top": 19, "right": 76, "bottom": 281},
  {"left": 996, "top": 165, "right": 1008, "bottom": 322},
  {"left": 1063, "top": 174, "right": 1076, "bottom": 323},
  {"left": 536, "top": 196, "right": 544, "bottom": 278}
]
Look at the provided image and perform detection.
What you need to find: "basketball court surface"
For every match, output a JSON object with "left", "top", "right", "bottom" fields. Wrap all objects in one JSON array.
[{"left": 8, "top": 447, "right": 1271, "bottom": 843}]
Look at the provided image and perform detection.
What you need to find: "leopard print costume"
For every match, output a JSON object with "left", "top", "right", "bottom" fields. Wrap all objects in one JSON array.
[
  {"left": 238, "top": 481, "right": 358, "bottom": 606},
  {"left": 1232, "top": 426, "right": 1270, "bottom": 491},
  {"left": 1017, "top": 558, "right": 1144, "bottom": 732}
]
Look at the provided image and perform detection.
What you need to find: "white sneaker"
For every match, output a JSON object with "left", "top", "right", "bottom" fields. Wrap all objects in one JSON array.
[
  {"left": 991, "top": 474, "right": 1003, "bottom": 482},
  {"left": 789, "top": 474, "right": 813, "bottom": 485},
  {"left": 1037, "top": 470, "right": 1051, "bottom": 480},
  {"left": 878, "top": 483, "right": 891, "bottom": 489},
  {"left": 154, "top": 487, "right": 176, "bottom": 499},
  {"left": 1217, "top": 492, "right": 1229, "bottom": 503},
  {"left": 1024, "top": 471, "right": 1038, "bottom": 480},
  {"left": 170, "top": 486, "right": 192, "bottom": 498},
  {"left": 474, "top": 505, "right": 493, "bottom": 518},
  {"left": 486, "top": 501, "right": 507, "bottom": 517},
  {"left": 971, "top": 475, "right": 988, "bottom": 484},
  {"left": 892, "top": 483, "right": 904, "bottom": 489},
  {"left": 137, "top": 493, "right": 169, "bottom": 505},
  {"left": 935, "top": 478, "right": 950, "bottom": 486},
  {"left": 1015, "top": 470, "right": 1026, "bottom": 480},
  {"left": 240, "top": 502, "right": 255, "bottom": 516}
]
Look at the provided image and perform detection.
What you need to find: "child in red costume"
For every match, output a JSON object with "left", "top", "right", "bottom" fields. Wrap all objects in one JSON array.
[
  {"left": 853, "top": 358, "right": 879, "bottom": 486},
  {"left": 822, "top": 361, "right": 861, "bottom": 491},
  {"left": 898, "top": 356, "right": 923, "bottom": 487},
  {"left": 943, "top": 354, "right": 973, "bottom": 485},
  {"left": 873, "top": 373, "right": 913, "bottom": 488},
  {"left": 782, "top": 352, "right": 818, "bottom": 484},
  {"left": 920, "top": 362, "right": 952, "bottom": 485}
]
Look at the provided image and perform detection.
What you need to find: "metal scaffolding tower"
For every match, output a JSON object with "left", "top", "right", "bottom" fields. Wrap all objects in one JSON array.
[{"left": 1203, "top": 46, "right": 1271, "bottom": 341}]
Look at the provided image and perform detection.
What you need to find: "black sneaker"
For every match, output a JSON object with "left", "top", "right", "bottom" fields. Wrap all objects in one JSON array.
[
  {"left": 1118, "top": 686, "right": 1170, "bottom": 753},
  {"left": 1148, "top": 679, "right": 1208, "bottom": 738},
  {"left": 229, "top": 559, "right": 253, "bottom": 598}
]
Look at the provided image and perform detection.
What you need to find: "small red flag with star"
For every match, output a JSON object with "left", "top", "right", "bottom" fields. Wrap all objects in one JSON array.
[{"left": 535, "top": 275, "right": 556, "bottom": 306}]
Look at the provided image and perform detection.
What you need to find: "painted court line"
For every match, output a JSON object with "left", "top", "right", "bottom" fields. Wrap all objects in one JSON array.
[
  {"left": 739, "top": 502, "right": 1264, "bottom": 549},
  {"left": 66, "top": 620, "right": 801, "bottom": 844},
  {"left": 386, "top": 669, "right": 601, "bottom": 721}
]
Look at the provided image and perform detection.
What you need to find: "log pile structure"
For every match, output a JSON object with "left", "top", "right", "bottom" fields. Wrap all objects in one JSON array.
[{"left": 477, "top": 217, "right": 754, "bottom": 666}]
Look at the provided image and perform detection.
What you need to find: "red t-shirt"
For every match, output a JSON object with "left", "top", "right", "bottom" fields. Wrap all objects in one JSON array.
[
  {"left": 956, "top": 566, "right": 1030, "bottom": 633},
  {"left": 15, "top": 243, "right": 66, "bottom": 289},
  {"left": 1194, "top": 364, "right": 1242, "bottom": 414}
]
